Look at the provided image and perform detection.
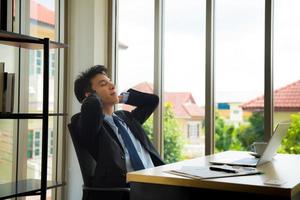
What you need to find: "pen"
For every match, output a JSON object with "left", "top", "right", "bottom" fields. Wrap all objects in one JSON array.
[{"left": 209, "top": 166, "right": 238, "bottom": 173}]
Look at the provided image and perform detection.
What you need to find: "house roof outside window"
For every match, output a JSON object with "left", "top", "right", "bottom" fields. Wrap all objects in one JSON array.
[
  {"left": 241, "top": 80, "right": 300, "bottom": 112},
  {"left": 122, "top": 82, "right": 205, "bottom": 119}
]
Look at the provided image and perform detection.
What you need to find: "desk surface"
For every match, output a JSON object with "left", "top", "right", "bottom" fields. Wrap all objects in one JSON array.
[{"left": 127, "top": 151, "right": 300, "bottom": 198}]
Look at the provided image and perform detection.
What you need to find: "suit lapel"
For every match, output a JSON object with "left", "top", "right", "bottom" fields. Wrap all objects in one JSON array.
[
  {"left": 117, "top": 112, "right": 151, "bottom": 152},
  {"left": 102, "top": 121, "right": 125, "bottom": 153}
]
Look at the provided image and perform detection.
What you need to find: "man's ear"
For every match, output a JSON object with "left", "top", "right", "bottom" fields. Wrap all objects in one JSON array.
[{"left": 85, "top": 89, "right": 96, "bottom": 97}]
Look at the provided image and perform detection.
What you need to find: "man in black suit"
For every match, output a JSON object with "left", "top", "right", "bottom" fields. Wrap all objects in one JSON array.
[{"left": 70, "top": 65, "right": 164, "bottom": 200}]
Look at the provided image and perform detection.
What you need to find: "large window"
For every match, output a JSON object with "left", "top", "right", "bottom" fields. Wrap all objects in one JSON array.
[
  {"left": 274, "top": 0, "right": 300, "bottom": 155},
  {"left": 117, "top": 0, "right": 155, "bottom": 143},
  {"left": 0, "top": 0, "right": 65, "bottom": 199},
  {"left": 115, "top": 0, "right": 300, "bottom": 163},
  {"left": 117, "top": 0, "right": 206, "bottom": 162},
  {"left": 214, "top": 0, "right": 265, "bottom": 152},
  {"left": 0, "top": 45, "right": 18, "bottom": 187},
  {"left": 117, "top": 0, "right": 154, "bottom": 93},
  {"left": 164, "top": 0, "right": 206, "bottom": 161}
]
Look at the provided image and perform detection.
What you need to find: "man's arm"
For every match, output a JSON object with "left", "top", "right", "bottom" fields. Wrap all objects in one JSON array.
[
  {"left": 79, "top": 93, "right": 105, "bottom": 147},
  {"left": 125, "top": 89, "right": 159, "bottom": 124}
]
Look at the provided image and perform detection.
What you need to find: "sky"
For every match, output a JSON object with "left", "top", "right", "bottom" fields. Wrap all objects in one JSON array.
[
  {"left": 32, "top": 0, "right": 300, "bottom": 106},
  {"left": 117, "top": 0, "right": 300, "bottom": 106}
]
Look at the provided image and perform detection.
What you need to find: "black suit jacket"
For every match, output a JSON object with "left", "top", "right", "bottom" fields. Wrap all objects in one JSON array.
[{"left": 70, "top": 89, "right": 164, "bottom": 188}]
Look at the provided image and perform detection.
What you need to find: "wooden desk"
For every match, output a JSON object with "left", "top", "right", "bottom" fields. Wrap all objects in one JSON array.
[{"left": 127, "top": 151, "right": 300, "bottom": 200}]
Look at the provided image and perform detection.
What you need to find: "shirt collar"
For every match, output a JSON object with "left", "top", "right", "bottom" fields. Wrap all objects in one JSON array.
[{"left": 104, "top": 113, "right": 124, "bottom": 123}]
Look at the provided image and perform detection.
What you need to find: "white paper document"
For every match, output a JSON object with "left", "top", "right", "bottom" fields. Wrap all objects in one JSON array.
[{"left": 166, "top": 165, "right": 262, "bottom": 179}]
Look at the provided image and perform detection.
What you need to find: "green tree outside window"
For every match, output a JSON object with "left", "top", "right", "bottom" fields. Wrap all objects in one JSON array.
[{"left": 143, "top": 102, "right": 184, "bottom": 164}]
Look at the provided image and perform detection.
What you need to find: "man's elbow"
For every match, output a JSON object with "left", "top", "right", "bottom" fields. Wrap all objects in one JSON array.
[{"left": 152, "top": 94, "right": 159, "bottom": 108}]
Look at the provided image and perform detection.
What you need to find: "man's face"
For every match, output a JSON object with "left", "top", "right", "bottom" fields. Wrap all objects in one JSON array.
[{"left": 89, "top": 73, "right": 119, "bottom": 106}]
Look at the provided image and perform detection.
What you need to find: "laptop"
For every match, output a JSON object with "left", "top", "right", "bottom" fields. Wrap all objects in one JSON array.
[{"left": 210, "top": 123, "right": 290, "bottom": 167}]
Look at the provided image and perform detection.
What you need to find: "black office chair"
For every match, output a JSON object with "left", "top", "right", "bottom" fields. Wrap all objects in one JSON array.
[{"left": 68, "top": 117, "right": 130, "bottom": 200}]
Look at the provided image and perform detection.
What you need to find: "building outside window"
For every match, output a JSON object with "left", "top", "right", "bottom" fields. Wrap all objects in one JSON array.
[
  {"left": 35, "top": 50, "right": 42, "bottom": 68},
  {"left": 27, "top": 129, "right": 54, "bottom": 159},
  {"left": 187, "top": 122, "right": 200, "bottom": 139}
]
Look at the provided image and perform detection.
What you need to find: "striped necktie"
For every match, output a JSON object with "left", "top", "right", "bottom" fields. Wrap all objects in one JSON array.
[{"left": 113, "top": 116, "right": 145, "bottom": 171}]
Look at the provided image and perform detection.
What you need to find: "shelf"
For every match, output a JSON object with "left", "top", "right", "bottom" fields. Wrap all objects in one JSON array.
[
  {"left": 0, "top": 179, "right": 65, "bottom": 199},
  {"left": 0, "top": 113, "right": 67, "bottom": 119},
  {"left": 0, "top": 30, "right": 68, "bottom": 49},
  {"left": 0, "top": 29, "right": 67, "bottom": 200}
]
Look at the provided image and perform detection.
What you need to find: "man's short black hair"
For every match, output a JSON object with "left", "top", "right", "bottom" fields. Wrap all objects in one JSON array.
[{"left": 74, "top": 65, "right": 107, "bottom": 103}]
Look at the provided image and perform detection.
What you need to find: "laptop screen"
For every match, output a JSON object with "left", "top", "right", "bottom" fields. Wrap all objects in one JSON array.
[{"left": 257, "top": 123, "right": 290, "bottom": 165}]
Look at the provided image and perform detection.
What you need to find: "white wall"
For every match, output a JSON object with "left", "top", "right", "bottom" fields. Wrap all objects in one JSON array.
[{"left": 66, "top": 0, "right": 108, "bottom": 199}]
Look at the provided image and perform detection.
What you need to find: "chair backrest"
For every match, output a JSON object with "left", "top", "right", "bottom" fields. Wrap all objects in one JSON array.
[{"left": 68, "top": 121, "right": 96, "bottom": 186}]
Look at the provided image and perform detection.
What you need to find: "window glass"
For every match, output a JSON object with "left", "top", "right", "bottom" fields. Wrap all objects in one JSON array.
[
  {"left": 0, "top": 20, "right": 19, "bottom": 185},
  {"left": 27, "top": 130, "right": 34, "bottom": 159},
  {"left": 28, "top": 0, "right": 56, "bottom": 40},
  {"left": 117, "top": 0, "right": 154, "bottom": 92},
  {"left": 1, "top": 1, "right": 63, "bottom": 200},
  {"left": 164, "top": 0, "right": 206, "bottom": 162},
  {"left": 0, "top": 120, "right": 15, "bottom": 184},
  {"left": 215, "top": 0, "right": 265, "bottom": 152},
  {"left": 274, "top": 0, "right": 300, "bottom": 155},
  {"left": 117, "top": 0, "right": 155, "bottom": 143},
  {"left": 26, "top": 3, "right": 57, "bottom": 192}
]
